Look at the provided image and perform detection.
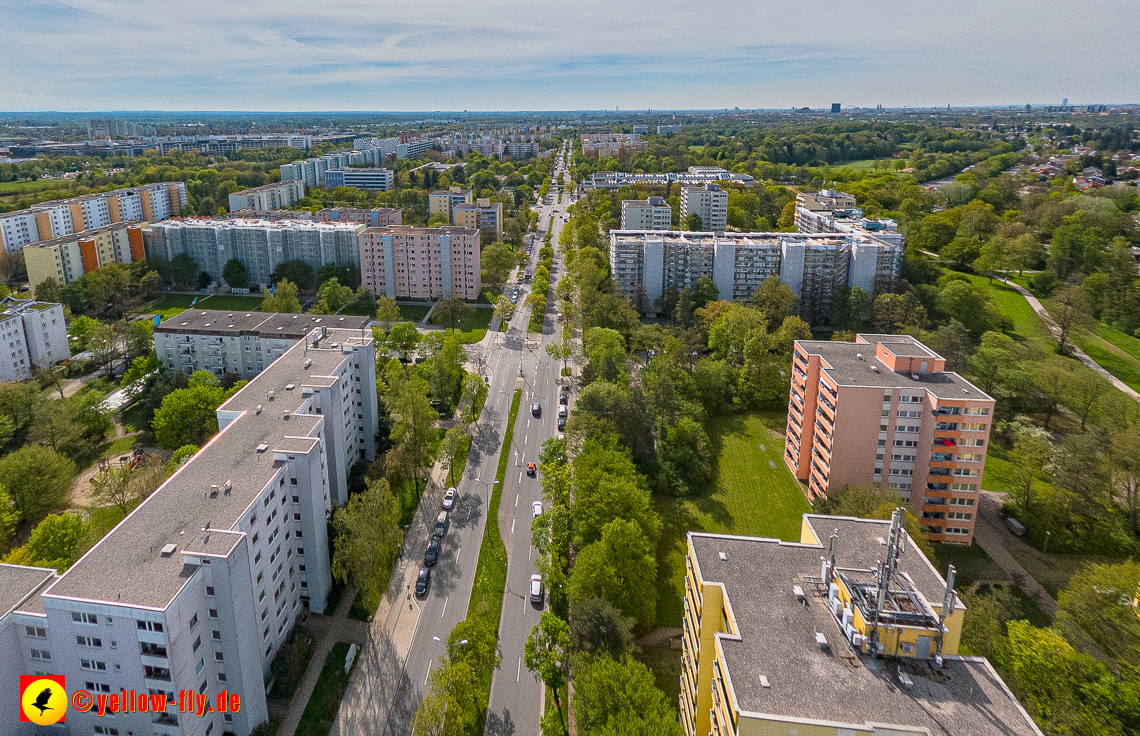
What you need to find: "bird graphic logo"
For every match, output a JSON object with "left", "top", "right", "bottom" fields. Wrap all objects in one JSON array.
[{"left": 20, "top": 675, "right": 67, "bottom": 725}]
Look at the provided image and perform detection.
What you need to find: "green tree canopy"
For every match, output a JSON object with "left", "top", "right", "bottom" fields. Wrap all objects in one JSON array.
[
  {"left": 331, "top": 478, "right": 403, "bottom": 613},
  {"left": 573, "top": 654, "right": 684, "bottom": 736},
  {"left": 222, "top": 258, "right": 249, "bottom": 288},
  {"left": 261, "top": 279, "right": 302, "bottom": 313},
  {"left": 0, "top": 445, "right": 76, "bottom": 518},
  {"left": 152, "top": 384, "right": 227, "bottom": 449},
  {"left": 568, "top": 518, "right": 658, "bottom": 630},
  {"left": 269, "top": 260, "right": 315, "bottom": 290}
]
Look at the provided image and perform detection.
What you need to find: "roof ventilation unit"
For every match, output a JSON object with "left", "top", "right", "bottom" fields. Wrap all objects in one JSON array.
[
  {"left": 283, "top": 410, "right": 291, "bottom": 420},
  {"left": 793, "top": 585, "right": 805, "bottom": 604},
  {"left": 160, "top": 543, "right": 177, "bottom": 557},
  {"left": 718, "top": 551, "right": 727, "bottom": 561},
  {"left": 815, "top": 632, "right": 829, "bottom": 651},
  {"left": 758, "top": 675, "right": 770, "bottom": 688},
  {"left": 267, "top": 391, "right": 275, "bottom": 400}
]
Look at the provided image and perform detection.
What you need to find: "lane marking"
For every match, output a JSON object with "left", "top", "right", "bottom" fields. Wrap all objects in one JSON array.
[
  {"left": 511, "top": 518, "right": 515, "bottom": 534},
  {"left": 517, "top": 657, "right": 522, "bottom": 683},
  {"left": 519, "top": 471, "right": 523, "bottom": 484},
  {"left": 524, "top": 434, "right": 528, "bottom": 445},
  {"left": 515, "top": 493, "right": 519, "bottom": 508},
  {"left": 455, "top": 546, "right": 461, "bottom": 564},
  {"left": 528, "top": 546, "right": 532, "bottom": 561},
  {"left": 424, "top": 662, "right": 432, "bottom": 685},
  {"left": 441, "top": 597, "right": 448, "bottom": 618}
]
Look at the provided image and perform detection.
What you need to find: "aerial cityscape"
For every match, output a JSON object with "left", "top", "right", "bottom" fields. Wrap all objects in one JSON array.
[{"left": 1, "top": 4, "right": 1139, "bottom": 735}]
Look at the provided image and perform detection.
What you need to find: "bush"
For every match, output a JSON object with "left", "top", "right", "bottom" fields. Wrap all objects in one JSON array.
[
  {"left": 269, "top": 629, "right": 314, "bottom": 699},
  {"left": 1029, "top": 271, "right": 1056, "bottom": 296}
]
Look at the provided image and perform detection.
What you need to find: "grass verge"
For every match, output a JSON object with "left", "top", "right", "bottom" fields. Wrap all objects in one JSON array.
[
  {"left": 295, "top": 642, "right": 356, "bottom": 736},
  {"left": 147, "top": 293, "right": 205, "bottom": 319},
  {"left": 931, "top": 542, "right": 1007, "bottom": 589},
  {"left": 199, "top": 294, "right": 266, "bottom": 311},
  {"left": 653, "top": 412, "right": 809, "bottom": 627},
  {"left": 399, "top": 305, "right": 432, "bottom": 322}
]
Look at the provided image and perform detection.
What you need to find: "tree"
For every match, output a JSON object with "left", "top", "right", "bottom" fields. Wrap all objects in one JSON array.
[
  {"left": 269, "top": 260, "right": 315, "bottom": 290},
  {"left": 0, "top": 484, "right": 19, "bottom": 547},
  {"left": 91, "top": 456, "right": 166, "bottom": 514},
  {"left": 582, "top": 327, "right": 628, "bottom": 385},
  {"left": 311, "top": 277, "right": 354, "bottom": 314},
  {"left": 34, "top": 278, "right": 62, "bottom": 303},
  {"left": 525, "top": 612, "right": 570, "bottom": 733},
  {"left": 568, "top": 518, "right": 658, "bottom": 629},
  {"left": 88, "top": 322, "right": 121, "bottom": 377},
  {"left": 1056, "top": 561, "right": 1140, "bottom": 668},
  {"left": 152, "top": 385, "right": 226, "bottom": 449},
  {"left": 125, "top": 320, "right": 153, "bottom": 360},
  {"left": 261, "top": 279, "right": 302, "bottom": 313},
  {"left": 1065, "top": 370, "right": 1110, "bottom": 430},
  {"left": 658, "top": 417, "right": 712, "bottom": 495},
  {"left": 29, "top": 398, "right": 83, "bottom": 453},
  {"left": 569, "top": 596, "right": 635, "bottom": 656},
  {"left": 751, "top": 277, "right": 799, "bottom": 331},
  {"left": 317, "top": 262, "right": 361, "bottom": 290},
  {"left": 1033, "top": 359, "right": 1074, "bottom": 429},
  {"left": 21, "top": 513, "right": 89, "bottom": 572},
  {"left": 0, "top": 445, "right": 75, "bottom": 518},
  {"left": 692, "top": 276, "right": 719, "bottom": 309},
  {"left": 480, "top": 242, "right": 515, "bottom": 294},
  {"left": 388, "top": 373, "right": 437, "bottom": 492},
  {"left": 972, "top": 236, "right": 1008, "bottom": 284},
  {"left": 1050, "top": 284, "right": 1092, "bottom": 356},
  {"left": 166, "top": 444, "right": 199, "bottom": 474},
  {"left": 170, "top": 253, "right": 197, "bottom": 287},
  {"left": 992, "top": 424, "right": 1051, "bottom": 521},
  {"left": 493, "top": 294, "right": 515, "bottom": 325},
  {"left": 943, "top": 236, "right": 982, "bottom": 270},
  {"left": 438, "top": 425, "right": 468, "bottom": 487},
  {"left": 573, "top": 654, "right": 683, "bottom": 736},
  {"left": 388, "top": 322, "right": 421, "bottom": 361},
  {"left": 375, "top": 296, "right": 401, "bottom": 333},
  {"left": 222, "top": 258, "right": 249, "bottom": 288},
  {"left": 682, "top": 213, "right": 703, "bottom": 231},
  {"left": 433, "top": 296, "right": 473, "bottom": 331},
  {"left": 331, "top": 478, "right": 402, "bottom": 614}
]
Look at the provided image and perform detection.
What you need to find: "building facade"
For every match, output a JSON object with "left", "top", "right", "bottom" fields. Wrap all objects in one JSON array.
[
  {"left": 609, "top": 230, "right": 902, "bottom": 325},
  {"left": 784, "top": 334, "right": 994, "bottom": 544},
  {"left": 155, "top": 310, "right": 371, "bottom": 379},
  {"left": 680, "top": 183, "right": 728, "bottom": 232},
  {"left": 0, "top": 183, "right": 186, "bottom": 253},
  {"left": 323, "top": 168, "right": 394, "bottom": 191},
  {"left": 359, "top": 226, "right": 481, "bottom": 300},
  {"left": 428, "top": 187, "right": 474, "bottom": 222},
  {"left": 145, "top": 219, "right": 365, "bottom": 287},
  {"left": 313, "top": 207, "right": 401, "bottom": 228},
  {"left": 452, "top": 199, "right": 503, "bottom": 241},
  {"left": 680, "top": 514, "right": 1041, "bottom": 736},
  {"left": 0, "top": 298, "right": 69, "bottom": 381},
  {"left": 24, "top": 222, "right": 146, "bottom": 287},
  {"left": 587, "top": 166, "right": 755, "bottom": 190},
  {"left": 620, "top": 197, "right": 672, "bottom": 230},
  {"left": 227, "top": 210, "right": 313, "bottom": 222},
  {"left": 0, "top": 326, "right": 377, "bottom": 736},
  {"left": 227, "top": 182, "right": 306, "bottom": 213},
  {"left": 795, "top": 188, "right": 904, "bottom": 247},
  {"left": 579, "top": 133, "right": 648, "bottom": 158}
]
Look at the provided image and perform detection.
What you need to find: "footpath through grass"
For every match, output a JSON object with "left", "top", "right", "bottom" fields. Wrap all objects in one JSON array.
[
  {"left": 294, "top": 642, "right": 356, "bottom": 736},
  {"left": 653, "top": 412, "right": 809, "bottom": 627}
]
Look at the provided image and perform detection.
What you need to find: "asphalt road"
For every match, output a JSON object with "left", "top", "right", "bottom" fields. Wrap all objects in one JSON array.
[{"left": 485, "top": 143, "right": 574, "bottom": 736}]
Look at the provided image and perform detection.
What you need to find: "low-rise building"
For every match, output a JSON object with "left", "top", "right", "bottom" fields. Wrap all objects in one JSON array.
[
  {"left": 795, "top": 188, "right": 904, "bottom": 247},
  {"left": 453, "top": 199, "right": 503, "bottom": 242},
  {"left": 580, "top": 133, "right": 648, "bottom": 158},
  {"left": 155, "top": 309, "right": 370, "bottom": 379},
  {"left": 680, "top": 512, "right": 1041, "bottom": 736},
  {"left": 429, "top": 187, "right": 474, "bottom": 222},
  {"left": 24, "top": 222, "right": 146, "bottom": 287},
  {"left": 608, "top": 230, "right": 902, "bottom": 325},
  {"left": 0, "top": 325, "right": 378, "bottom": 736},
  {"left": 621, "top": 197, "right": 672, "bottom": 231},
  {"left": 681, "top": 183, "right": 728, "bottom": 232},
  {"left": 359, "top": 226, "right": 481, "bottom": 300},
  {"left": 227, "top": 181, "right": 306, "bottom": 213},
  {"left": 313, "top": 207, "right": 402, "bottom": 228},
  {"left": 323, "top": 168, "right": 394, "bottom": 191},
  {"left": 785, "top": 334, "right": 994, "bottom": 544},
  {"left": 0, "top": 298, "right": 69, "bottom": 381}
]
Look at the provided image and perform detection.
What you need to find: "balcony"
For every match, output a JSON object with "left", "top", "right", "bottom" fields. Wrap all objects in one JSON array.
[
  {"left": 931, "top": 453, "right": 953, "bottom": 462},
  {"left": 927, "top": 482, "right": 950, "bottom": 491},
  {"left": 928, "top": 468, "right": 951, "bottom": 477},
  {"left": 935, "top": 422, "right": 959, "bottom": 431}
]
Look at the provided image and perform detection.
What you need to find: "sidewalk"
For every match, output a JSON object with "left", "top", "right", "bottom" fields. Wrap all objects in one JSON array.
[
  {"left": 972, "top": 491, "right": 1057, "bottom": 615},
  {"left": 999, "top": 277, "right": 1140, "bottom": 401}
]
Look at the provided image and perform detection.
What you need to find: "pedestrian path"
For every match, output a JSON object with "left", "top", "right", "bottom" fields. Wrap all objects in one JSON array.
[{"left": 972, "top": 491, "right": 1056, "bottom": 615}]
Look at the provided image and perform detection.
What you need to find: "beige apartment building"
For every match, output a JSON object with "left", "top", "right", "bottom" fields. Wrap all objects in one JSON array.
[
  {"left": 620, "top": 196, "right": 672, "bottom": 230},
  {"left": 428, "top": 186, "right": 474, "bottom": 222},
  {"left": 453, "top": 199, "right": 503, "bottom": 241},
  {"left": 784, "top": 334, "right": 994, "bottom": 545},
  {"left": 24, "top": 222, "right": 146, "bottom": 287},
  {"left": 680, "top": 183, "right": 728, "bottom": 232},
  {"left": 359, "top": 226, "right": 481, "bottom": 300},
  {"left": 226, "top": 181, "right": 306, "bottom": 213},
  {"left": 312, "top": 207, "right": 402, "bottom": 228}
]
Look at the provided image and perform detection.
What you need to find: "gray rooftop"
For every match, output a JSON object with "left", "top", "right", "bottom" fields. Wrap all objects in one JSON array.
[
  {"left": 0, "top": 564, "right": 56, "bottom": 619},
  {"left": 43, "top": 328, "right": 368, "bottom": 610},
  {"left": 689, "top": 517, "right": 1040, "bottom": 736},
  {"left": 796, "top": 339, "right": 993, "bottom": 401},
  {"left": 156, "top": 310, "right": 369, "bottom": 339}
]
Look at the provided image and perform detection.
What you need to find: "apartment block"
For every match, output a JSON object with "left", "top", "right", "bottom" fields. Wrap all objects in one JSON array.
[
  {"left": 227, "top": 210, "right": 313, "bottom": 222},
  {"left": 453, "top": 199, "right": 503, "bottom": 242},
  {"left": 359, "top": 226, "right": 481, "bottom": 300},
  {"left": 785, "top": 334, "right": 994, "bottom": 544},
  {"left": 323, "top": 168, "right": 394, "bottom": 191},
  {"left": 0, "top": 182, "right": 185, "bottom": 253},
  {"left": 227, "top": 181, "right": 306, "bottom": 213},
  {"left": 313, "top": 207, "right": 402, "bottom": 228},
  {"left": 428, "top": 187, "right": 474, "bottom": 222},
  {"left": 0, "top": 298, "right": 68, "bottom": 381},
  {"left": 156, "top": 310, "right": 370, "bottom": 379},
  {"left": 580, "top": 133, "right": 648, "bottom": 158},
  {"left": 145, "top": 219, "right": 365, "bottom": 287},
  {"left": 680, "top": 514, "right": 1041, "bottom": 736},
  {"left": 620, "top": 197, "right": 672, "bottom": 231},
  {"left": 24, "top": 222, "right": 146, "bottom": 287},
  {"left": 588, "top": 166, "right": 755, "bottom": 190},
  {"left": 657, "top": 124, "right": 682, "bottom": 134},
  {"left": 0, "top": 326, "right": 378, "bottom": 736},
  {"left": 680, "top": 183, "right": 728, "bottom": 232},
  {"left": 609, "top": 231, "right": 902, "bottom": 325},
  {"left": 796, "top": 188, "right": 904, "bottom": 247},
  {"left": 395, "top": 139, "right": 433, "bottom": 159}
]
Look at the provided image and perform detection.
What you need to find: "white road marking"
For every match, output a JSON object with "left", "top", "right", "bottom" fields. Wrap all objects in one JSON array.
[
  {"left": 527, "top": 418, "right": 531, "bottom": 428},
  {"left": 455, "top": 547, "right": 461, "bottom": 563},
  {"left": 529, "top": 546, "right": 532, "bottom": 561},
  {"left": 441, "top": 597, "right": 448, "bottom": 618},
  {"left": 524, "top": 434, "right": 528, "bottom": 444},
  {"left": 518, "top": 471, "right": 523, "bottom": 484},
  {"left": 424, "top": 662, "right": 432, "bottom": 685},
  {"left": 517, "top": 657, "right": 522, "bottom": 682},
  {"left": 511, "top": 518, "right": 515, "bottom": 534}
]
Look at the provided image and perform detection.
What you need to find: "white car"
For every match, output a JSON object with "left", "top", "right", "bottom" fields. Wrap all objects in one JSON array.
[
  {"left": 532, "top": 501, "right": 543, "bottom": 518},
  {"left": 529, "top": 574, "right": 544, "bottom": 604},
  {"left": 442, "top": 487, "right": 457, "bottom": 510}
]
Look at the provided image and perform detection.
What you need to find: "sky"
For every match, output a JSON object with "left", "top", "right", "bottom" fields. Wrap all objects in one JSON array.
[{"left": 1, "top": 0, "right": 1137, "bottom": 112}]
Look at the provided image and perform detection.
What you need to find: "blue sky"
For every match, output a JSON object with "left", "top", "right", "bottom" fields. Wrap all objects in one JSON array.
[{"left": 0, "top": 0, "right": 1136, "bottom": 111}]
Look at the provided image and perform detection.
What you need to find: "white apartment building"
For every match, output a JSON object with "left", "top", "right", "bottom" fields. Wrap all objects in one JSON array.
[
  {"left": 588, "top": 167, "right": 755, "bottom": 190},
  {"left": 0, "top": 298, "right": 69, "bottom": 381},
  {"left": 0, "top": 211, "right": 43, "bottom": 253},
  {"left": 620, "top": 197, "right": 672, "bottom": 231},
  {"left": 323, "top": 169, "right": 394, "bottom": 191},
  {"left": 227, "top": 182, "right": 306, "bottom": 213},
  {"left": 657, "top": 124, "right": 682, "bottom": 134},
  {"left": 1, "top": 326, "right": 378, "bottom": 736},
  {"left": 24, "top": 222, "right": 143, "bottom": 288},
  {"left": 360, "top": 226, "right": 482, "bottom": 300},
  {"left": 680, "top": 183, "right": 728, "bottom": 232},
  {"left": 580, "top": 133, "right": 647, "bottom": 158},
  {"left": 795, "top": 189, "right": 904, "bottom": 246},
  {"left": 155, "top": 310, "right": 370, "bottom": 380},
  {"left": 609, "top": 230, "right": 902, "bottom": 326},
  {"left": 145, "top": 219, "right": 365, "bottom": 287}
]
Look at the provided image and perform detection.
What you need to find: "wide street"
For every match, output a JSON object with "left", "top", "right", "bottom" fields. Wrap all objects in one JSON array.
[{"left": 333, "top": 141, "right": 574, "bottom": 735}]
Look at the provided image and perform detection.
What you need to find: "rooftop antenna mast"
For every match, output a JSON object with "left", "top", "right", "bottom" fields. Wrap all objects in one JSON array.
[
  {"left": 935, "top": 565, "right": 957, "bottom": 665},
  {"left": 869, "top": 507, "right": 907, "bottom": 655}
]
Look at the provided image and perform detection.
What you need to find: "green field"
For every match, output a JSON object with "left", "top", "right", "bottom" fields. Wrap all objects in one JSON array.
[
  {"left": 146, "top": 294, "right": 204, "bottom": 319},
  {"left": 198, "top": 294, "right": 266, "bottom": 312},
  {"left": 654, "top": 412, "right": 810, "bottom": 627},
  {"left": 398, "top": 305, "right": 431, "bottom": 322},
  {"left": 963, "top": 275, "right": 1055, "bottom": 350},
  {"left": 0, "top": 179, "right": 79, "bottom": 196}
]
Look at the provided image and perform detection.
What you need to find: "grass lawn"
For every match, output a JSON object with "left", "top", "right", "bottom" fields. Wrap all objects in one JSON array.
[
  {"left": 1073, "top": 337, "right": 1140, "bottom": 393},
  {"left": 0, "top": 179, "right": 79, "bottom": 196},
  {"left": 398, "top": 305, "right": 431, "bottom": 322},
  {"left": 199, "top": 294, "right": 266, "bottom": 312},
  {"left": 1005, "top": 544, "right": 1119, "bottom": 599},
  {"left": 147, "top": 293, "right": 205, "bottom": 319},
  {"left": 295, "top": 642, "right": 356, "bottom": 736},
  {"left": 962, "top": 274, "right": 1054, "bottom": 350},
  {"left": 80, "top": 504, "right": 132, "bottom": 555},
  {"left": 931, "top": 542, "right": 1007, "bottom": 589},
  {"left": 1095, "top": 322, "right": 1140, "bottom": 361},
  {"left": 653, "top": 412, "right": 810, "bottom": 628},
  {"left": 831, "top": 158, "right": 891, "bottom": 172}
]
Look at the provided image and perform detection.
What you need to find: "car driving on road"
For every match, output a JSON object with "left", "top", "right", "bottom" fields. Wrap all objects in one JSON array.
[
  {"left": 527, "top": 461, "right": 536, "bottom": 476},
  {"left": 531, "top": 402, "right": 541, "bottom": 417}
]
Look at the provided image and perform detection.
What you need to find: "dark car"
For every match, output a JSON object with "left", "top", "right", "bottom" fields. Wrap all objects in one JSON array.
[
  {"left": 527, "top": 461, "right": 536, "bottom": 477},
  {"left": 532, "top": 402, "right": 542, "bottom": 417},
  {"left": 415, "top": 567, "right": 431, "bottom": 597},
  {"left": 424, "top": 537, "right": 441, "bottom": 566},
  {"left": 557, "top": 415, "right": 566, "bottom": 430},
  {"left": 559, "top": 394, "right": 568, "bottom": 406},
  {"left": 433, "top": 511, "right": 449, "bottom": 540}
]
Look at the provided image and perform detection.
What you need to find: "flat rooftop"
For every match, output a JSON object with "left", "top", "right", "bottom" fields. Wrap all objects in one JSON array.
[
  {"left": 156, "top": 310, "right": 369, "bottom": 339},
  {"left": 796, "top": 339, "right": 992, "bottom": 401},
  {"left": 0, "top": 564, "right": 56, "bottom": 619},
  {"left": 610, "top": 230, "right": 882, "bottom": 248},
  {"left": 43, "top": 328, "right": 369, "bottom": 610},
  {"left": 689, "top": 517, "right": 1041, "bottom": 736}
]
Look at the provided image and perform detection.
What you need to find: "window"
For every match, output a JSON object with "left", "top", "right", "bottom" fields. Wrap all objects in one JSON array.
[
  {"left": 80, "top": 659, "right": 106, "bottom": 671},
  {"left": 76, "top": 635, "right": 102, "bottom": 648},
  {"left": 195, "top": 658, "right": 204, "bottom": 675},
  {"left": 30, "top": 649, "right": 50, "bottom": 660},
  {"left": 93, "top": 726, "right": 120, "bottom": 735},
  {"left": 137, "top": 620, "right": 163, "bottom": 632},
  {"left": 215, "top": 651, "right": 224, "bottom": 661},
  {"left": 292, "top": 496, "right": 299, "bottom": 503},
  {"left": 189, "top": 613, "right": 199, "bottom": 630},
  {"left": 72, "top": 612, "right": 98, "bottom": 625},
  {"left": 206, "top": 586, "right": 215, "bottom": 596},
  {"left": 86, "top": 681, "right": 112, "bottom": 693},
  {"left": 200, "top": 679, "right": 208, "bottom": 694},
  {"left": 949, "top": 497, "right": 975, "bottom": 506},
  {"left": 212, "top": 630, "right": 222, "bottom": 641},
  {"left": 25, "top": 626, "right": 46, "bottom": 638},
  {"left": 218, "top": 673, "right": 227, "bottom": 683},
  {"left": 209, "top": 609, "right": 218, "bottom": 619}
]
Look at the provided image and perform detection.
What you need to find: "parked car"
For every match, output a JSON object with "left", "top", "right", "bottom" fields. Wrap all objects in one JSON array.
[
  {"left": 527, "top": 461, "right": 537, "bottom": 477},
  {"left": 532, "top": 501, "right": 543, "bottom": 518},
  {"left": 433, "top": 510, "right": 449, "bottom": 540},
  {"left": 442, "top": 487, "right": 457, "bottom": 510},
  {"left": 557, "top": 416, "right": 566, "bottom": 430},
  {"left": 415, "top": 567, "right": 431, "bottom": 597},
  {"left": 529, "top": 574, "right": 544, "bottom": 604},
  {"left": 424, "top": 537, "right": 441, "bottom": 566},
  {"left": 532, "top": 402, "right": 542, "bottom": 417},
  {"left": 559, "top": 394, "right": 568, "bottom": 406},
  {"left": 558, "top": 405, "right": 567, "bottom": 417}
]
